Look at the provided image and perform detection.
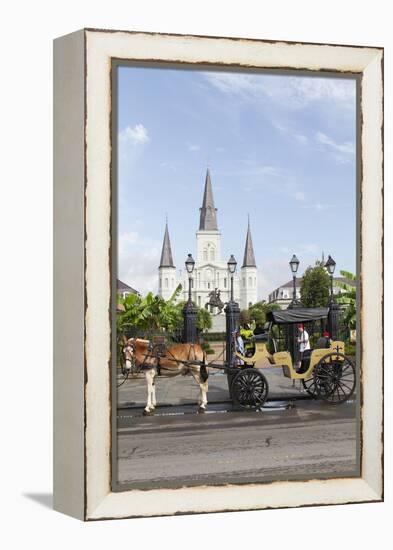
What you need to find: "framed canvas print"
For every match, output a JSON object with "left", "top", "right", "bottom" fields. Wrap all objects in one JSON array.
[{"left": 53, "top": 29, "right": 383, "bottom": 520}]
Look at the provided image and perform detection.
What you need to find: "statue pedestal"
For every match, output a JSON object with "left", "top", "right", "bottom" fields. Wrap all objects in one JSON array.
[{"left": 210, "top": 314, "right": 226, "bottom": 333}]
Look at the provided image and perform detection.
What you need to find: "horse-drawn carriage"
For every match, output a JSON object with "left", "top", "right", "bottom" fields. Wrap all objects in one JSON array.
[
  {"left": 232, "top": 307, "right": 356, "bottom": 408},
  {"left": 119, "top": 307, "right": 356, "bottom": 414}
]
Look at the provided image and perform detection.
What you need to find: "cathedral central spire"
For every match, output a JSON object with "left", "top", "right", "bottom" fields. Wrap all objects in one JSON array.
[
  {"left": 199, "top": 169, "right": 218, "bottom": 231},
  {"left": 242, "top": 217, "right": 257, "bottom": 267},
  {"left": 159, "top": 221, "right": 175, "bottom": 268}
]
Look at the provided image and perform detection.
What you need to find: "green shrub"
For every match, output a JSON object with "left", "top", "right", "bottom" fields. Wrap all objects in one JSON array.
[
  {"left": 201, "top": 332, "right": 226, "bottom": 342},
  {"left": 344, "top": 342, "right": 356, "bottom": 357}
]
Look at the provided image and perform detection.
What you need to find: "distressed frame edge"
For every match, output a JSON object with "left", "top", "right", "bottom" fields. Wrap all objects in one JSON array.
[
  {"left": 81, "top": 29, "right": 383, "bottom": 521},
  {"left": 53, "top": 29, "right": 86, "bottom": 521}
]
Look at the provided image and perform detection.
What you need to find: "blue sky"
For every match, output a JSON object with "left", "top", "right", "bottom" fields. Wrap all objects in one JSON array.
[{"left": 117, "top": 65, "right": 357, "bottom": 299}]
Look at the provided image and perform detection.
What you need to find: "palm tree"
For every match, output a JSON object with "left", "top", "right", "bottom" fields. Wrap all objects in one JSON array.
[
  {"left": 117, "top": 284, "right": 184, "bottom": 334},
  {"left": 336, "top": 270, "right": 356, "bottom": 329}
]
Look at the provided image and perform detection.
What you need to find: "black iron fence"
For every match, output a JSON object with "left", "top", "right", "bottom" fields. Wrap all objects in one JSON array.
[{"left": 122, "top": 327, "right": 184, "bottom": 344}]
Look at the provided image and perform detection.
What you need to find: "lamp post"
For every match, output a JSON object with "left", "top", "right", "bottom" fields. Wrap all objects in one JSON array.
[
  {"left": 185, "top": 253, "right": 195, "bottom": 304},
  {"left": 325, "top": 255, "right": 340, "bottom": 340},
  {"left": 225, "top": 255, "right": 240, "bottom": 381},
  {"left": 182, "top": 254, "right": 198, "bottom": 343},
  {"left": 325, "top": 255, "right": 336, "bottom": 304},
  {"left": 289, "top": 254, "right": 301, "bottom": 306},
  {"left": 287, "top": 254, "right": 302, "bottom": 366},
  {"left": 227, "top": 254, "right": 237, "bottom": 301}
]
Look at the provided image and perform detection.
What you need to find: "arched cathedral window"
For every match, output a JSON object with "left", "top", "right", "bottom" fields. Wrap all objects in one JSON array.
[{"left": 203, "top": 248, "right": 208, "bottom": 261}]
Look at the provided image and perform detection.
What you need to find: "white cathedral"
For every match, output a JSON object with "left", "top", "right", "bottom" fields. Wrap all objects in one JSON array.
[{"left": 158, "top": 169, "right": 258, "bottom": 310}]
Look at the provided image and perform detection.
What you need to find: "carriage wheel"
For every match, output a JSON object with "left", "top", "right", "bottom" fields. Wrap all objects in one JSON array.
[
  {"left": 301, "top": 376, "right": 318, "bottom": 398},
  {"left": 313, "top": 353, "right": 356, "bottom": 404},
  {"left": 231, "top": 369, "right": 269, "bottom": 410}
]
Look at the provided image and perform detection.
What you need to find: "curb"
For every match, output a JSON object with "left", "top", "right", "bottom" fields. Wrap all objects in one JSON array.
[{"left": 118, "top": 393, "right": 312, "bottom": 410}]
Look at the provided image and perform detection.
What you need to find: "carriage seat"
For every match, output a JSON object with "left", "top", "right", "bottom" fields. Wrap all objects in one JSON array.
[
  {"left": 298, "top": 349, "right": 312, "bottom": 373},
  {"left": 252, "top": 333, "right": 269, "bottom": 342},
  {"left": 298, "top": 337, "right": 331, "bottom": 373},
  {"left": 315, "top": 336, "right": 331, "bottom": 349}
]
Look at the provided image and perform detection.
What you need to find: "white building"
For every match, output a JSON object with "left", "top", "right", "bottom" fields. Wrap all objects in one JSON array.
[
  {"left": 267, "top": 276, "right": 356, "bottom": 309},
  {"left": 158, "top": 169, "right": 258, "bottom": 310}
]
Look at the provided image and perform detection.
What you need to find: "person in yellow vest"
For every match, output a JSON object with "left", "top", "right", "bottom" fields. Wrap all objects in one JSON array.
[{"left": 240, "top": 323, "right": 254, "bottom": 357}]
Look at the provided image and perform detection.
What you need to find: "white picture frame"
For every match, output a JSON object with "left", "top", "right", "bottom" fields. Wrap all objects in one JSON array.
[{"left": 53, "top": 28, "right": 383, "bottom": 521}]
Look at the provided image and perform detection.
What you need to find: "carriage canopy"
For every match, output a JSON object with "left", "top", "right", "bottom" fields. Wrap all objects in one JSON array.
[{"left": 266, "top": 307, "right": 330, "bottom": 325}]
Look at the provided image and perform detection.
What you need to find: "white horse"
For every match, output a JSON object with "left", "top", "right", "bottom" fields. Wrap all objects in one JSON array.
[{"left": 122, "top": 338, "right": 209, "bottom": 415}]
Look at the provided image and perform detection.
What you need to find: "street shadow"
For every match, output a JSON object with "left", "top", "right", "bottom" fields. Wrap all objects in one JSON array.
[{"left": 23, "top": 492, "right": 53, "bottom": 509}]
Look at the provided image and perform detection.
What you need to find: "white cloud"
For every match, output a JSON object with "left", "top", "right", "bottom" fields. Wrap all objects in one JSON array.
[
  {"left": 293, "top": 133, "right": 308, "bottom": 144},
  {"left": 273, "top": 121, "right": 309, "bottom": 145},
  {"left": 316, "top": 131, "right": 355, "bottom": 154},
  {"left": 258, "top": 259, "right": 291, "bottom": 300},
  {"left": 258, "top": 246, "right": 321, "bottom": 299},
  {"left": 224, "top": 161, "right": 282, "bottom": 178},
  {"left": 118, "top": 231, "right": 139, "bottom": 252},
  {"left": 205, "top": 72, "right": 356, "bottom": 110},
  {"left": 301, "top": 202, "right": 331, "bottom": 211},
  {"left": 118, "top": 230, "right": 161, "bottom": 295},
  {"left": 316, "top": 131, "right": 355, "bottom": 163},
  {"left": 204, "top": 72, "right": 254, "bottom": 96},
  {"left": 294, "top": 191, "right": 306, "bottom": 202},
  {"left": 119, "top": 123, "right": 150, "bottom": 145},
  {"left": 288, "top": 77, "right": 355, "bottom": 106},
  {"left": 299, "top": 243, "right": 319, "bottom": 255},
  {"left": 188, "top": 144, "right": 200, "bottom": 152}
]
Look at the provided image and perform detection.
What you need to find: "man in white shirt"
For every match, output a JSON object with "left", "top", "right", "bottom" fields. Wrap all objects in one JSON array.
[
  {"left": 296, "top": 323, "right": 310, "bottom": 372},
  {"left": 233, "top": 329, "right": 245, "bottom": 365}
]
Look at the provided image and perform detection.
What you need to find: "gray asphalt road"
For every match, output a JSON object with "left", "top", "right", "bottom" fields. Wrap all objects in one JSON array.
[{"left": 115, "top": 399, "right": 359, "bottom": 489}]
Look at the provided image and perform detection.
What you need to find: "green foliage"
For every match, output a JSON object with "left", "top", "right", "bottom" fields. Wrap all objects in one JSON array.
[
  {"left": 197, "top": 306, "right": 212, "bottom": 331},
  {"left": 174, "top": 301, "right": 212, "bottom": 332},
  {"left": 344, "top": 342, "right": 356, "bottom": 357},
  {"left": 200, "top": 341, "right": 215, "bottom": 354},
  {"left": 248, "top": 300, "right": 281, "bottom": 326},
  {"left": 117, "top": 284, "right": 183, "bottom": 333},
  {"left": 300, "top": 265, "right": 330, "bottom": 308},
  {"left": 117, "top": 285, "right": 212, "bottom": 336},
  {"left": 240, "top": 309, "right": 251, "bottom": 325},
  {"left": 336, "top": 270, "right": 357, "bottom": 329},
  {"left": 201, "top": 332, "right": 226, "bottom": 342}
]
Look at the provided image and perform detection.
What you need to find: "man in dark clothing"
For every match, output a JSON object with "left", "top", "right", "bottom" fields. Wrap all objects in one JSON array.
[
  {"left": 253, "top": 324, "right": 265, "bottom": 336},
  {"left": 316, "top": 331, "right": 332, "bottom": 349}
]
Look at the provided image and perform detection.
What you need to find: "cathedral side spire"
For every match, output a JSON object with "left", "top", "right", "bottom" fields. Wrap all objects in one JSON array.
[
  {"left": 199, "top": 168, "right": 218, "bottom": 231},
  {"left": 159, "top": 222, "right": 175, "bottom": 268},
  {"left": 242, "top": 218, "right": 257, "bottom": 267}
]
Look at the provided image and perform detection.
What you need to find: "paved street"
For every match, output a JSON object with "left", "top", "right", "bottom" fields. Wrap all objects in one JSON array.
[
  {"left": 116, "top": 391, "right": 358, "bottom": 489},
  {"left": 117, "top": 366, "right": 307, "bottom": 408}
]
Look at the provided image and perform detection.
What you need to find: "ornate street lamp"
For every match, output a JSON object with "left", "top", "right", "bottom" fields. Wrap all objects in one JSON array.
[
  {"left": 325, "top": 254, "right": 336, "bottom": 303},
  {"left": 227, "top": 254, "right": 237, "bottom": 302},
  {"left": 182, "top": 253, "right": 197, "bottom": 343},
  {"left": 185, "top": 253, "right": 195, "bottom": 303},
  {"left": 225, "top": 254, "right": 240, "bottom": 378},
  {"left": 289, "top": 254, "right": 300, "bottom": 305},
  {"left": 287, "top": 254, "right": 302, "bottom": 366},
  {"left": 325, "top": 254, "right": 340, "bottom": 340}
]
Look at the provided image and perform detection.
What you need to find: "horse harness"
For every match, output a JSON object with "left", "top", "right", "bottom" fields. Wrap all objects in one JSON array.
[{"left": 141, "top": 341, "right": 199, "bottom": 376}]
